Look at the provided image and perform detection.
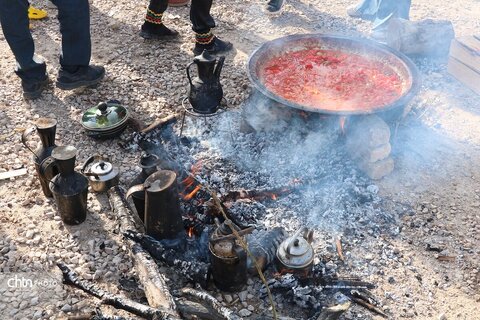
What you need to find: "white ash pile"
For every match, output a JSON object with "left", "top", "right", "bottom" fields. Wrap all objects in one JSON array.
[{"left": 150, "top": 94, "right": 401, "bottom": 236}]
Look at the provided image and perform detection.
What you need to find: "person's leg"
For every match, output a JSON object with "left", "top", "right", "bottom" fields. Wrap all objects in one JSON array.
[
  {"left": 0, "top": 0, "right": 48, "bottom": 99},
  {"left": 191, "top": 0, "right": 231, "bottom": 55},
  {"left": 372, "top": 0, "right": 411, "bottom": 32},
  {"left": 347, "top": 0, "right": 378, "bottom": 20},
  {"left": 50, "top": 0, "right": 91, "bottom": 69},
  {"left": 140, "top": 0, "right": 178, "bottom": 39},
  {"left": 376, "top": 0, "right": 411, "bottom": 20},
  {"left": 50, "top": 0, "right": 104, "bottom": 90},
  {"left": 397, "top": 0, "right": 412, "bottom": 20}
]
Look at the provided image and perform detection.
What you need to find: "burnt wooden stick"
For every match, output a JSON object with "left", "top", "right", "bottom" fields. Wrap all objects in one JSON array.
[
  {"left": 119, "top": 114, "right": 178, "bottom": 148},
  {"left": 315, "top": 302, "right": 351, "bottom": 320},
  {"left": 220, "top": 186, "right": 294, "bottom": 203},
  {"left": 174, "top": 288, "right": 242, "bottom": 320},
  {"left": 140, "top": 114, "right": 178, "bottom": 134},
  {"left": 124, "top": 231, "right": 210, "bottom": 288},
  {"left": 108, "top": 187, "right": 180, "bottom": 319},
  {"left": 67, "top": 310, "right": 132, "bottom": 320},
  {"left": 335, "top": 236, "right": 345, "bottom": 262},
  {"left": 57, "top": 262, "right": 173, "bottom": 320},
  {"left": 350, "top": 297, "right": 387, "bottom": 318},
  {"left": 314, "top": 277, "right": 376, "bottom": 290}
]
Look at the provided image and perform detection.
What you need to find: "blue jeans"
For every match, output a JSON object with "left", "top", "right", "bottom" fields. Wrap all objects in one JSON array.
[
  {"left": 0, "top": 0, "right": 91, "bottom": 81},
  {"left": 353, "top": 0, "right": 411, "bottom": 20}
]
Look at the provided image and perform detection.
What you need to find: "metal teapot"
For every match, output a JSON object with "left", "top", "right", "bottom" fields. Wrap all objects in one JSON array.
[
  {"left": 209, "top": 219, "right": 247, "bottom": 292},
  {"left": 81, "top": 155, "right": 120, "bottom": 192},
  {"left": 276, "top": 227, "right": 314, "bottom": 276},
  {"left": 21, "top": 118, "right": 58, "bottom": 197},
  {"left": 187, "top": 50, "right": 225, "bottom": 114},
  {"left": 45, "top": 146, "right": 89, "bottom": 225}
]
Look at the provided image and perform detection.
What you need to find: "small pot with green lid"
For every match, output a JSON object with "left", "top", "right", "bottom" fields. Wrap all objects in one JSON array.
[{"left": 81, "top": 100, "right": 129, "bottom": 139}]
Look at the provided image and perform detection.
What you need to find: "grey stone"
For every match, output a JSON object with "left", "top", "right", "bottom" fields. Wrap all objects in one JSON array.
[
  {"left": 224, "top": 294, "right": 233, "bottom": 303},
  {"left": 61, "top": 304, "right": 72, "bottom": 313},
  {"left": 238, "top": 309, "right": 252, "bottom": 317}
]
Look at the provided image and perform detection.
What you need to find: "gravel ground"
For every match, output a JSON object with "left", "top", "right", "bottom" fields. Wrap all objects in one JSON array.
[{"left": 1, "top": 0, "right": 480, "bottom": 319}]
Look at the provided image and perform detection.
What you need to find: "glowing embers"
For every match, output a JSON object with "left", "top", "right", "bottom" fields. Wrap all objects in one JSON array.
[{"left": 261, "top": 48, "right": 404, "bottom": 112}]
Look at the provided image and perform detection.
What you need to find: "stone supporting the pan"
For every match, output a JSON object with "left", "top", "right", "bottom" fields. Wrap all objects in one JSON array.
[
  {"left": 241, "top": 94, "right": 394, "bottom": 179},
  {"left": 345, "top": 115, "right": 394, "bottom": 179}
]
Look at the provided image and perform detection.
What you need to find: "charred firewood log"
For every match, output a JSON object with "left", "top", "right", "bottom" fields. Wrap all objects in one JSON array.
[
  {"left": 57, "top": 262, "right": 174, "bottom": 320},
  {"left": 173, "top": 288, "right": 242, "bottom": 320},
  {"left": 125, "top": 231, "right": 210, "bottom": 288},
  {"left": 67, "top": 308, "right": 132, "bottom": 320},
  {"left": 246, "top": 227, "right": 288, "bottom": 274},
  {"left": 108, "top": 187, "right": 181, "bottom": 319}
]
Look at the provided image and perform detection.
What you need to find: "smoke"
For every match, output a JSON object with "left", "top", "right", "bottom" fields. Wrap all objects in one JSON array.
[{"left": 163, "top": 91, "right": 398, "bottom": 235}]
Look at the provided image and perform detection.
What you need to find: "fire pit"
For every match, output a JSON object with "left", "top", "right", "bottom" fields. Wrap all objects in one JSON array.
[{"left": 247, "top": 34, "right": 421, "bottom": 116}]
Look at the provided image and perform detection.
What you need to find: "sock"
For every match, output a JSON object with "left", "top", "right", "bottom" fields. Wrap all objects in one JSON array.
[
  {"left": 195, "top": 30, "right": 215, "bottom": 46},
  {"left": 145, "top": 9, "right": 163, "bottom": 25}
]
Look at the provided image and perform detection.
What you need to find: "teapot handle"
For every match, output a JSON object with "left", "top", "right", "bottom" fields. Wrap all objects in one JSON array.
[
  {"left": 80, "top": 154, "right": 104, "bottom": 178},
  {"left": 21, "top": 126, "right": 39, "bottom": 159},
  {"left": 214, "top": 56, "right": 225, "bottom": 79},
  {"left": 285, "top": 227, "right": 308, "bottom": 256},
  {"left": 126, "top": 184, "right": 147, "bottom": 199},
  {"left": 186, "top": 62, "right": 195, "bottom": 86},
  {"left": 38, "top": 156, "right": 60, "bottom": 188}
]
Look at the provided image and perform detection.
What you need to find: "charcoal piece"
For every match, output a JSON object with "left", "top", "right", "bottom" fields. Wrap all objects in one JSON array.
[{"left": 246, "top": 227, "right": 288, "bottom": 274}]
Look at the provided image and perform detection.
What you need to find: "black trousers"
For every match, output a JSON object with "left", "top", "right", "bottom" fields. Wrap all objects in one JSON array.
[
  {"left": 147, "top": 0, "right": 215, "bottom": 33},
  {"left": 0, "top": 0, "right": 91, "bottom": 79}
]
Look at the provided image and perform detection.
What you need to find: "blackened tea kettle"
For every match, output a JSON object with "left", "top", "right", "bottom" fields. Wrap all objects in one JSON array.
[{"left": 186, "top": 50, "right": 225, "bottom": 114}]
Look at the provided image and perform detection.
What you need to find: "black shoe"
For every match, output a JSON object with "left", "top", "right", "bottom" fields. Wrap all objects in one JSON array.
[
  {"left": 15, "top": 63, "right": 49, "bottom": 99},
  {"left": 56, "top": 65, "right": 105, "bottom": 90},
  {"left": 266, "top": 0, "right": 285, "bottom": 14},
  {"left": 22, "top": 77, "right": 49, "bottom": 100},
  {"left": 193, "top": 37, "right": 233, "bottom": 56},
  {"left": 140, "top": 23, "right": 179, "bottom": 40}
]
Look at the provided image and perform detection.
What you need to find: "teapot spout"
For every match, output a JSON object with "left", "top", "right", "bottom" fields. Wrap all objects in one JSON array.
[{"left": 214, "top": 56, "right": 225, "bottom": 79}]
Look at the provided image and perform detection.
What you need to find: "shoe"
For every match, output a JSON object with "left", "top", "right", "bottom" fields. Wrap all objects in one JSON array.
[
  {"left": 140, "top": 23, "right": 179, "bottom": 40},
  {"left": 56, "top": 65, "right": 105, "bottom": 90},
  {"left": 193, "top": 37, "right": 233, "bottom": 56},
  {"left": 15, "top": 64, "right": 48, "bottom": 99},
  {"left": 22, "top": 77, "right": 49, "bottom": 100},
  {"left": 266, "top": 0, "right": 285, "bottom": 14}
]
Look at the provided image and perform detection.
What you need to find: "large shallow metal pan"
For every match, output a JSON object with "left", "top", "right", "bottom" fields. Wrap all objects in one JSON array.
[{"left": 247, "top": 34, "right": 421, "bottom": 115}]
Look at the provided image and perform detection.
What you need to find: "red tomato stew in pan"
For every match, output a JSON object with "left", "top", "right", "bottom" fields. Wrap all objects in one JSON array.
[{"left": 260, "top": 48, "right": 405, "bottom": 112}]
